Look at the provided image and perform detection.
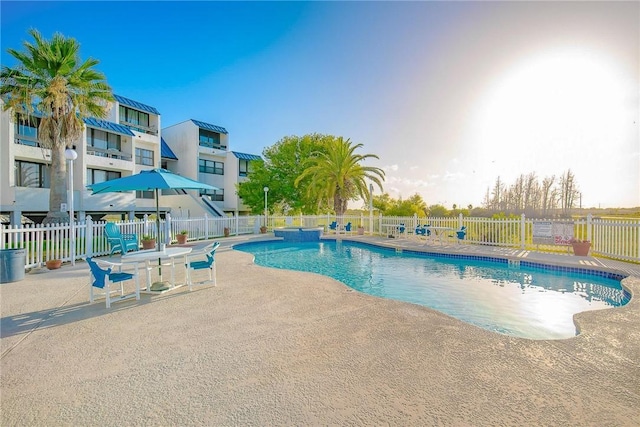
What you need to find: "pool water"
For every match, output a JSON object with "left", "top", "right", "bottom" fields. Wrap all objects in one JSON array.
[{"left": 235, "top": 240, "right": 630, "bottom": 340}]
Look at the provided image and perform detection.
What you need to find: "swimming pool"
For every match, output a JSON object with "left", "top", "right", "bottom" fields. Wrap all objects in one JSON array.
[{"left": 234, "top": 240, "right": 630, "bottom": 340}]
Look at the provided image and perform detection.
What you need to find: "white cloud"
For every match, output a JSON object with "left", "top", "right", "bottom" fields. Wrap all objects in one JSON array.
[{"left": 442, "top": 171, "right": 465, "bottom": 181}]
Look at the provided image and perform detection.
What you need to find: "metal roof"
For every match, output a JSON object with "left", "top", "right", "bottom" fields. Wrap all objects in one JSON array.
[
  {"left": 114, "top": 94, "right": 160, "bottom": 115},
  {"left": 83, "top": 117, "right": 135, "bottom": 136},
  {"left": 191, "top": 119, "right": 228, "bottom": 134},
  {"left": 161, "top": 137, "right": 178, "bottom": 160},
  {"left": 232, "top": 151, "right": 262, "bottom": 161}
]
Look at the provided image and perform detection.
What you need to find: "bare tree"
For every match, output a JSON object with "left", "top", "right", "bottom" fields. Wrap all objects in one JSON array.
[
  {"left": 491, "top": 177, "right": 505, "bottom": 211},
  {"left": 483, "top": 171, "right": 578, "bottom": 217},
  {"left": 510, "top": 174, "right": 526, "bottom": 212},
  {"left": 540, "top": 175, "right": 555, "bottom": 216},
  {"left": 523, "top": 172, "right": 538, "bottom": 214},
  {"left": 559, "top": 169, "right": 579, "bottom": 215}
]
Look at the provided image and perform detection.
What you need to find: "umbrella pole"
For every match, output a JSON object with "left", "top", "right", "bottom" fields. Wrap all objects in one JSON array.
[{"left": 151, "top": 188, "right": 169, "bottom": 291}]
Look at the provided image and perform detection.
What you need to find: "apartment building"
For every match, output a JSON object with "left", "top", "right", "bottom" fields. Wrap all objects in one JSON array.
[
  {"left": 161, "top": 119, "right": 261, "bottom": 217},
  {"left": 0, "top": 95, "right": 261, "bottom": 225}
]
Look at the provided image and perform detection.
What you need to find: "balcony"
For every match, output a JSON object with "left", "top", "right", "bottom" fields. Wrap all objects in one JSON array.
[
  {"left": 119, "top": 120, "right": 158, "bottom": 136},
  {"left": 199, "top": 142, "right": 228, "bottom": 151},
  {"left": 87, "top": 147, "right": 133, "bottom": 161},
  {"left": 14, "top": 136, "right": 41, "bottom": 147}
]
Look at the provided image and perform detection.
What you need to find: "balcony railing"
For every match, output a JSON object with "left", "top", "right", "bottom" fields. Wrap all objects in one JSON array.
[
  {"left": 87, "top": 147, "right": 132, "bottom": 161},
  {"left": 14, "top": 136, "right": 41, "bottom": 147},
  {"left": 199, "top": 142, "right": 228, "bottom": 151},
  {"left": 119, "top": 120, "right": 158, "bottom": 136}
]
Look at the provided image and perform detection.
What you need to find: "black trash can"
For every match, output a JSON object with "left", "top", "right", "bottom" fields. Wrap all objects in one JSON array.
[{"left": 0, "top": 248, "right": 26, "bottom": 283}]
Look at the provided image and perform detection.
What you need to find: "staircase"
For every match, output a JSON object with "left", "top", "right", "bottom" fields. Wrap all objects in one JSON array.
[{"left": 200, "top": 195, "right": 225, "bottom": 217}]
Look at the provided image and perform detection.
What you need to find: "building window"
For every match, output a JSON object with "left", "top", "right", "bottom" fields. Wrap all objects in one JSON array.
[
  {"left": 135, "top": 148, "right": 154, "bottom": 166},
  {"left": 15, "top": 161, "right": 49, "bottom": 188},
  {"left": 201, "top": 188, "right": 224, "bottom": 202},
  {"left": 14, "top": 115, "right": 40, "bottom": 146},
  {"left": 239, "top": 159, "right": 254, "bottom": 177},
  {"left": 199, "top": 159, "right": 224, "bottom": 175},
  {"left": 87, "top": 128, "right": 121, "bottom": 151},
  {"left": 119, "top": 105, "right": 150, "bottom": 132},
  {"left": 198, "top": 129, "right": 221, "bottom": 149},
  {"left": 136, "top": 190, "right": 155, "bottom": 199},
  {"left": 87, "top": 168, "right": 121, "bottom": 186}
]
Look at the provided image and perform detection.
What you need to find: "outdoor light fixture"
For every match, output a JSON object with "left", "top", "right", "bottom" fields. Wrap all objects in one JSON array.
[
  {"left": 369, "top": 183, "right": 374, "bottom": 234},
  {"left": 263, "top": 186, "right": 269, "bottom": 227},
  {"left": 65, "top": 148, "right": 78, "bottom": 266}
]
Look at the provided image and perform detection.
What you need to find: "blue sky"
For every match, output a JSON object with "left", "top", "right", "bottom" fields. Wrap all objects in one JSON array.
[{"left": 2, "top": 1, "right": 638, "bottom": 208}]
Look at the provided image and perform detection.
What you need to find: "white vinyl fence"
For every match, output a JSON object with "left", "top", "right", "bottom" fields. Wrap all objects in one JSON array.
[
  {"left": 0, "top": 214, "right": 262, "bottom": 269},
  {"left": 1, "top": 213, "right": 638, "bottom": 269},
  {"left": 265, "top": 213, "right": 639, "bottom": 263}
]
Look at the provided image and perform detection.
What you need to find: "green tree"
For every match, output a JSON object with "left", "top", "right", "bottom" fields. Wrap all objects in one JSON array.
[
  {"left": 384, "top": 193, "right": 428, "bottom": 217},
  {"left": 237, "top": 134, "right": 333, "bottom": 214},
  {"left": 295, "top": 137, "right": 385, "bottom": 216},
  {"left": 1, "top": 29, "right": 113, "bottom": 224},
  {"left": 428, "top": 204, "right": 449, "bottom": 217},
  {"left": 372, "top": 193, "right": 394, "bottom": 213}
]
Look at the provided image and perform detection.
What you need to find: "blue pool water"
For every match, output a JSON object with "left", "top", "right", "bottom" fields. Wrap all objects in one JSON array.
[{"left": 235, "top": 240, "right": 630, "bottom": 340}]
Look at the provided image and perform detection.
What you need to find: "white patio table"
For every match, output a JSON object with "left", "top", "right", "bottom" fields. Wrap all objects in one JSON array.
[
  {"left": 121, "top": 247, "right": 192, "bottom": 293},
  {"left": 427, "top": 226, "right": 456, "bottom": 244},
  {"left": 382, "top": 224, "right": 402, "bottom": 238}
]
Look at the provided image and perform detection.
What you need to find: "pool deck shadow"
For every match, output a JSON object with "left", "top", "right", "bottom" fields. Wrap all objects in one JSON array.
[{"left": 1, "top": 234, "right": 639, "bottom": 426}]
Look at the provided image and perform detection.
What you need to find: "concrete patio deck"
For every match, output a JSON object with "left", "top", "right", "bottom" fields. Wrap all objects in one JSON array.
[{"left": 1, "top": 234, "right": 639, "bottom": 426}]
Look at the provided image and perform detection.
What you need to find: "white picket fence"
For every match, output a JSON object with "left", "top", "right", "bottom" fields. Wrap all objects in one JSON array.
[
  {"left": 1, "top": 213, "right": 639, "bottom": 268},
  {"left": 0, "top": 214, "right": 263, "bottom": 268},
  {"left": 263, "top": 213, "right": 639, "bottom": 263}
]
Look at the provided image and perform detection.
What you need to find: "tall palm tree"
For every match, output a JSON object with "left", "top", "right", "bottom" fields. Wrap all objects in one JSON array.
[
  {"left": 295, "top": 137, "right": 385, "bottom": 216},
  {"left": 1, "top": 29, "right": 113, "bottom": 224}
]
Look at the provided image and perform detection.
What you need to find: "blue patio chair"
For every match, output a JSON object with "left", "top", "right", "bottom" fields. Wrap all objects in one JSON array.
[
  {"left": 86, "top": 257, "right": 140, "bottom": 308},
  {"left": 328, "top": 221, "right": 338, "bottom": 232},
  {"left": 344, "top": 222, "right": 352, "bottom": 233},
  {"left": 456, "top": 226, "right": 467, "bottom": 242},
  {"left": 397, "top": 223, "right": 406, "bottom": 235},
  {"left": 104, "top": 222, "right": 139, "bottom": 255},
  {"left": 184, "top": 242, "right": 220, "bottom": 291},
  {"left": 415, "top": 224, "right": 431, "bottom": 237}
]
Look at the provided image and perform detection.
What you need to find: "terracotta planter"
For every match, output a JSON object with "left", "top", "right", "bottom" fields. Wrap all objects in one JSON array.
[
  {"left": 357, "top": 227, "right": 365, "bottom": 235},
  {"left": 46, "top": 259, "right": 62, "bottom": 270},
  {"left": 142, "top": 239, "right": 156, "bottom": 250},
  {"left": 260, "top": 226, "right": 267, "bottom": 234},
  {"left": 571, "top": 241, "right": 591, "bottom": 256},
  {"left": 224, "top": 227, "right": 230, "bottom": 237},
  {"left": 176, "top": 234, "right": 188, "bottom": 244}
]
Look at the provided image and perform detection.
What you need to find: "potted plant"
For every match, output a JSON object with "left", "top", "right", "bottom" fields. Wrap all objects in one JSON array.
[
  {"left": 570, "top": 238, "right": 591, "bottom": 256},
  {"left": 357, "top": 224, "right": 365, "bottom": 235},
  {"left": 45, "top": 259, "right": 62, "bottom": 270},
  {"left": 223, "top": 227, "right": 230, "bottom": 237},
  {"left": 260, "top": 226, "right": 267, "bottom": 234},
  {"left": 141, "top": 234, "right": 156, "bottom": 250},
  {"left": 176, "top": 230, "right": 188, "bottom": 244}
]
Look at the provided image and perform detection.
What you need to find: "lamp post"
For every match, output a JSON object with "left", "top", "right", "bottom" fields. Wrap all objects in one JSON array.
[
  {"left": 65, "top": 148, "right": 78, "bottom": 266},
  {"left": 234, "top": 190, "right": 239, "bottom": 235},
  {"left": 369, "top": 183, "right": 374, "bottom": 234},
  {"left": 263, "top": 186, "right": 269, "bottom": 229}
]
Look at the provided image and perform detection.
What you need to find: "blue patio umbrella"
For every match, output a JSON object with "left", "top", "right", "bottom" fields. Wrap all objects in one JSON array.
[
  {"left": 89, "top": 168, "right": 219, "bottom": 244},
  {"left": 89, "top": 168, "right": 219, "bottom": 289}
]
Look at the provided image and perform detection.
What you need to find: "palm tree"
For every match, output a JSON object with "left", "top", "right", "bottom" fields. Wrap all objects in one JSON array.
[
  {"left": 295, "top": 137, "right": 385, "bottom": 216},
  {"left": 1, "top": 29, "right": 113, "bottom": 224}
]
